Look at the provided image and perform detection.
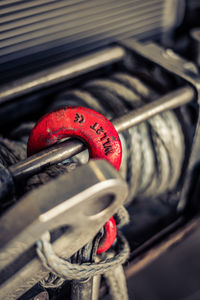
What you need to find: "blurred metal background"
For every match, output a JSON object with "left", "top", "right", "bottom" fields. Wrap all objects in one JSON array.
[{"left": 0, "top": 0, "right": 184, "bottom": 84}]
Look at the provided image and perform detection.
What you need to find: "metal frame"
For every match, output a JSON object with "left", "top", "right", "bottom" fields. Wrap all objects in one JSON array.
[
  {"left": 1, "top": 40, "right": 200, "bottom": 298},
  {"left": 113, "top": 39, "right": 200, "bottom": 291},
  {"left": 9, "top": 86, "right": 194, "bottom": 181},
  {"left": 118, "top": 39, "right": 200, "bottom": 213}
]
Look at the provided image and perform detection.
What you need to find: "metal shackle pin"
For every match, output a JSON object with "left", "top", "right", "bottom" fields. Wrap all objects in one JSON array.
[
  {"left": 8, "top": 86, "right": 194, "bottom": 182},
  {"left": 27, "top": 106, "right": 122, "bottom": 170},
  {"left": 0, "top": 87, "right": 194, "bottom": 204},
  {"left": 27, "top": 106, "right": 122, "bottom": 254}
]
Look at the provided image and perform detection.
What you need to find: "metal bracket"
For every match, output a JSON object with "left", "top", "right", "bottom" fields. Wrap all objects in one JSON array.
[
  {"left": 118, "top": 39, "right": 200, "bottom": 100},
  {"left": 118, "top": 39, "right": 200, "bottom": 212},
  {"left": 0, "top": 159, "right": 128, "bottom": 299}
]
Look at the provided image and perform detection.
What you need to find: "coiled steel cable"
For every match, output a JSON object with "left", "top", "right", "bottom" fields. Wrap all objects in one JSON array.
[
  {"left": 1, "top": 71, "right": 186, "bottom": 207},
  {"left": 46, "top": 72, "right": 185, "bottom": 205},
  {"left": 0, "top": 70, "right": 187, "bottom": 299}
]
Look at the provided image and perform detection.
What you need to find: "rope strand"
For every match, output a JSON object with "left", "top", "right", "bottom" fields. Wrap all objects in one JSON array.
[{"left": 36, "top": 232, "right": 130, "bottom": 281}]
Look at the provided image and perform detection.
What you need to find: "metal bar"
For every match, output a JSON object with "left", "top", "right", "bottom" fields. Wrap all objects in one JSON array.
[
  {"left": 113, "top": 86, "right": 194, "bottom": 132},
  {"left": 0, "top": 46, "right": 125, "bottom": 104},
  {"left": 1, "top": 160, "right": 128, "bottom": 268},
  {"left": 9, "top": 86, "right": 195, "bottom": 181},
  {"left": 0, "top": 160, "right": 128, "bottom": 299},
  {"left": 10, "top": 139, "right": 85, "bottom": 181}
]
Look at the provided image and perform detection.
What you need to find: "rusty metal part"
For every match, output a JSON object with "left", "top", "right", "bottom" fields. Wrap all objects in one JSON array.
[{"left": 9, "top": 86, "right": 195, "bottom": 181}]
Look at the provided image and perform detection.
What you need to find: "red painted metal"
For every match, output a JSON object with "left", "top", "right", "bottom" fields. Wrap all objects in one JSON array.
[
  {"left": 27, "top": 106, "right": 122, "bottom": 253},
  {"left": 27, "top": 106, "right": 122, "bottom": 170},
  {"left": 97, "top": 216, "right": 117, "bottom": 255}
]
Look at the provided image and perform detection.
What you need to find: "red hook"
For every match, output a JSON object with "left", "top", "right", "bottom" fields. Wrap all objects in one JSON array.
[{"left": 27, "top": 106, "right": 122, "bottom": 253}]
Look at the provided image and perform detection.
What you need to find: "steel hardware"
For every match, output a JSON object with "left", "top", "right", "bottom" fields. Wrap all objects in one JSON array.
[
  {"left": 27, "top": 105, "right": 123, "bottom": 254},
  {"left": 118, "top": 39, "right": 200, "bottom": 212},
  {"left": 0, "top": 40, "right": 199, "bottom": 299},
  {"left": 27, "top": 106, "right": 122, "bottom": 171},
  {"left": 0, "top": 159, "right": 128, "bottom": 299},
  {"left": 9, "top": 86, "right": 194, "bottom": 182}
]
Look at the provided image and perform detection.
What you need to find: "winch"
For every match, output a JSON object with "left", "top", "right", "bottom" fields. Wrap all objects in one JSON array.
[{"left": 0, "top": 1, "right": 200, "bottom": 300}]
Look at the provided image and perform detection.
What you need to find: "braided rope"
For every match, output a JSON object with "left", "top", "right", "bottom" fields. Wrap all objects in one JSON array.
[
  {"left": 36, "top": 232, "right": 130, "bottom": 281},
  {"left": 0, "top": 70, "right": 189, "bottom": 300},
  {"left": 115, "top": 205, "right": 130, "bottom": 228}
]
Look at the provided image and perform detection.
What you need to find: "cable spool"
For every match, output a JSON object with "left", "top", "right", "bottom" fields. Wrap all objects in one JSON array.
[
  {"left": 46, "top": 72, "right": 186, "bottom": 205},
  {"left": 1, "top": 71, "right": 187, "bottom": 207},
  {"left": 0, "top": 69, "right": 189, "bottom": 298}
]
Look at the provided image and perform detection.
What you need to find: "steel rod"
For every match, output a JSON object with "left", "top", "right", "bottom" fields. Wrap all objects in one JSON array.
[
  {"left": 0, "top": 46, "right": 125, "bottom": 104},
  {"left": 9, "top": 86, "right": 195, "bottom": 181},
  {"left": 112, "top": 86, "right": 194, "bottom": 132}
]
